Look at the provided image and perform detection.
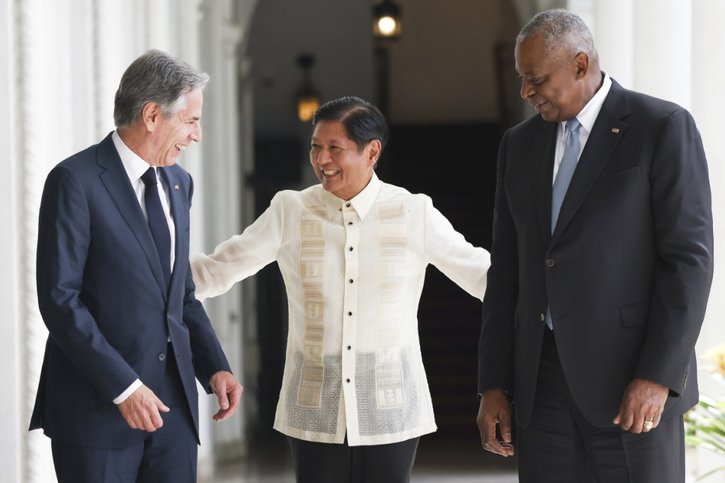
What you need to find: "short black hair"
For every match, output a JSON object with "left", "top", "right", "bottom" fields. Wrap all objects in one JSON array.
[{"left": 312, "top": 96, "right": 389, "bottom": 153}]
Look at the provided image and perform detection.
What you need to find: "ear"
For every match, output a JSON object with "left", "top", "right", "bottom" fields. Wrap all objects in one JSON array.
[
  {"left": 141, "top": 102, "right": 160, "bottom": 132},
  {"left": 367, "top": 139, "right": 382, "bottom": 166},
  {"left": 574, "top": 52, "right": 589, "bottom": 78}
]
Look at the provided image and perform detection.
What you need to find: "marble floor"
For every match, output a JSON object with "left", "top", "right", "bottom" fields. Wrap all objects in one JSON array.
[{"left": 208, "top": 435, "right": 518, "bottom": 483}]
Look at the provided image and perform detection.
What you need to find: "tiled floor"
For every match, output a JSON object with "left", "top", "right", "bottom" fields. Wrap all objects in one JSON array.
[{"left": 209, "top": 435, "right": 518, "bottom": 482}]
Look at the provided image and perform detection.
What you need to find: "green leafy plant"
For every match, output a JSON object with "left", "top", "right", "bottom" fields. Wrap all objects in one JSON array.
[{"left": 685, "top": 344, "right": 725, "bottom": 480}]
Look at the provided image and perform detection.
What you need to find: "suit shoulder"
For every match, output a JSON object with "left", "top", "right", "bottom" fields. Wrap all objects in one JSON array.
[
  {"left": 166, "top": 163, "right": 191, "bottom": 178},
  {"left": 45, "top": 141, "right": 110, "bottom": 191},
  {"left": 622, "top": 88, "right": 688, "bottom": 120},
  {"left": 55, "top": 140, "right": 104, "bottom": 172},
  {"left": 505, "top": 114, "right": 549, "bottom": 141}
]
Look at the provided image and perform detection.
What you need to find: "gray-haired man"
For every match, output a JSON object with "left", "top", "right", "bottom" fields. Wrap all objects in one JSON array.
[{"left": 30, "top": 50, "right": 243, "bottom": 483}]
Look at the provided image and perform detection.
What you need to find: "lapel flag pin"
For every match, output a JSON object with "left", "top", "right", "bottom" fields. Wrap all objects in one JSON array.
[
  {"left": 611, "top": 128, "right": 620, "bottom": 134},
  {"left": 174, "top": 184, "right": 180, "bottom": 190}
]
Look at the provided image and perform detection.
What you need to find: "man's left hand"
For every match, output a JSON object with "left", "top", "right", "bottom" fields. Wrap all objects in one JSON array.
[
  {"left": 613, "top": 378, "right": 669, "bottom": 433},
  {"left": 209, "top": 371, "right": 244, "bottom": 422}
]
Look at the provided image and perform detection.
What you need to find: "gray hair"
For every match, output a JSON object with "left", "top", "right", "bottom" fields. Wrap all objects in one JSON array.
[
  {"left": 113, "top": 49, "right": 209, "bottom": 128},
  {"left": 517, "top": 9, "right": 599, "bottom": 66}
]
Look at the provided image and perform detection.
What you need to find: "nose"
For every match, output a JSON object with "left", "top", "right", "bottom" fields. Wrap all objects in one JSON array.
[
  {"left": 520, "top": 79, "right": 534, "bottom": 99},
  {"left": 190, "top": 123, "right": 202, "bottom": 143},
  {"left": 312, "top": 147, "right": 332, "bottom": 165}
]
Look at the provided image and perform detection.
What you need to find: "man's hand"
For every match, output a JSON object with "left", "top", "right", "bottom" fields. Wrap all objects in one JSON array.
[
  {"left": 613, "top": 378, "right": 669, "bottom": 433},
  {"left": 117, "top": 384, "right": 170, "bottom": 432},
  {"left": 210, "top": 371, "right": 244, "bottom": 422},
  {"left": 477, "top": 388, "right": 515, "bottom": 457}
]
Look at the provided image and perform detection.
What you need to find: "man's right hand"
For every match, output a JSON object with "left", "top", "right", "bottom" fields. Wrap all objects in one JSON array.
[
  {"left": 476, "top": 388, "right": 515, "bottom": 457},
  {"left": 117, "top": 384, "right": 170, "bottom": 432}
]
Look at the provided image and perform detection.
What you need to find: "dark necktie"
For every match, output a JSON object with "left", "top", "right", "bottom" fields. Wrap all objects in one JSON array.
[
  {"left": 141, "top": 167, "right": 171, "bottom": 288},
  {"left": 545, "top": 118, "right": 581, "bottom": 330}
]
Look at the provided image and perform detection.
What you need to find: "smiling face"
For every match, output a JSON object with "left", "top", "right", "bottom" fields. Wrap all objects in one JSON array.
[
  {"left": 309, "top": 120, "right": 380, "bottom": 201},
  {"left": 145, "top": 88, "right": 203, "bottom": 166},
  {"left": 515, "top": 35, "right": 588, "bottom": 123}
]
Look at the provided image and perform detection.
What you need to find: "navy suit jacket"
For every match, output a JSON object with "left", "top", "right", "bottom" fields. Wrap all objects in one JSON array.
[
  {"left": 30, "top": 133, "right": 231, "bottom": 448},
  {"left": 478, "top": 79, "right": 714, "bottom": 427}
]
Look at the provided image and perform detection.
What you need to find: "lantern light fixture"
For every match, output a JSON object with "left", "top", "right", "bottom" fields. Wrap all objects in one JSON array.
[
  {"left": 295, "top": 54, "right": 320, "bottom": 122},
  {"left": 372, "top": 0, "right": 402, "bottom": 39}
]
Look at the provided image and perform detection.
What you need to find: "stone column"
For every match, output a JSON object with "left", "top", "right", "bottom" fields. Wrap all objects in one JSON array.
[
  {"left": 0, "top": 0, "right": 23, "bottom": 481},
  {"left": 591, "top": 0, "right": 634, "bottom": 88},
  {"left": 691, "top": 0, "right": 725, "bottom": 478},
  {"left": 196, "top": 0, "right": 249, "bottom": 470},
  {"left": 633, "top": 0, "right": 693, "bottom": 108}
]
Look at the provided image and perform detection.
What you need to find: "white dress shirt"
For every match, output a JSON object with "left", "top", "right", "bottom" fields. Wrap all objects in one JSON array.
[
  {"left": 192, "top": 173, "right": 489, "bottom": 445},
  {"left": 553, "top": 73, "right": 613, "bottom": 182},
  {"left": 111, "top": 131, "right": 176, "bottom": 404}
]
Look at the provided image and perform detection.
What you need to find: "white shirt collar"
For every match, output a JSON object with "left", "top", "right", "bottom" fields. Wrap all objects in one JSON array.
[
  {"left": 112, "top": 130, "right": 154, "bottom": 183},
  {"left": 564, "top": 73, "right": 612, "bottom": 134},
  {"left": 321, "top": 171, "right": 382, "bottom": 220}
]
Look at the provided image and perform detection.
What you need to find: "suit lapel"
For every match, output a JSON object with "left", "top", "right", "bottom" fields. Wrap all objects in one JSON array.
[
  {"left": 96, "top": 134, "right": 169, "bottom": 300},
  {"left": 551, "top": 81, "right": 630, "bottom": 242},
  {"left": 161, "top": 167, "right": 187, "bottom": 299}
]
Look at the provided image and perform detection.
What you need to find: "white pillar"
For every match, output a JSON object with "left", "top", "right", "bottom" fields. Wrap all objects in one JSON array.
[
  {"left": 196, "top": 0, "right": 249, "bottom": 470},
  {"left": 634, "top": 0, "right": 693, "bottom": 108},
  {"left": 692, "top": 0, "right": 725, "bottom": 478},
  {"left": 0, "top": 0, "right": 23, "bottom": 481},
  {"left": 17, "top": 0, "right": 61, "bottom": 479},
  {"left": 590, "top": 0, "right": 634, "bottom": 88}
]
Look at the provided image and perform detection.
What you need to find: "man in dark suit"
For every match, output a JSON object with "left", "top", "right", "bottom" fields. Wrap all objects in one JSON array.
[
  {"left": 30, "top": 50, "right": 243, "bottom": 483},
  {"left": 476, "top": 9, "right": 713, "bottom": 482}
]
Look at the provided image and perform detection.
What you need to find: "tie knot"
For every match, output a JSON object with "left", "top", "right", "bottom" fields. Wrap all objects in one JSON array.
[
  {"left": 566, "top": 118, "right": 581, "bottom": 134},
  {"left": 141, "top": 167, "right": 158, "bottom": 187}
]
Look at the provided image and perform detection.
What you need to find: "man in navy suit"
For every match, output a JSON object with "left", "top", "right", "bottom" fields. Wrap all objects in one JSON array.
[
  {"left": 476, "top": 10, "right": 713, "bottom": 482},
  {"left": 30, "top": 50, "right": 243, "bottom": 483}
]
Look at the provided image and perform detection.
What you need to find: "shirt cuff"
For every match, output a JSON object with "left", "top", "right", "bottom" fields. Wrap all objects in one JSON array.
[{"left": 113, "top": 379, "right": 142, "bottom": 404}]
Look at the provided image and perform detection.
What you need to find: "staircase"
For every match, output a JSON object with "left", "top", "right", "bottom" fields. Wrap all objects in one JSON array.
[{"left": 385, "top": 122, "right": 502, "bottom": 440}]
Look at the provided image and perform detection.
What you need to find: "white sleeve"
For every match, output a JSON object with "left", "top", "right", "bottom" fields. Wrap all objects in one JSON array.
[
  {"left": 113, "top": 379, "right": 142, "bottom": 404},
  {"left": 191, "top": 192, "right": 285, "bottom": 300},
  {"left": 423, "top": 196, "right": 490, "bottom": 301}
]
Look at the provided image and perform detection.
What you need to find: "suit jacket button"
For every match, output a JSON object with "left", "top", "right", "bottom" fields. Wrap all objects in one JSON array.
[
  {"left": 545, "top": 258, "right": 555, "bottom": 268},
  {"left": 540, "top": 313, "right": 545, "bottom": 322},
  {"left": 158, "top": 352, "right": 166, "bottom": 361}
]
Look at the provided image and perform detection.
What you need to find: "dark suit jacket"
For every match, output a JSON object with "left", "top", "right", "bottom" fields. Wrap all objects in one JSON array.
[
  {"left": 478, "top": 79, "right": 714, "bottom": 428},
  {"left": 30, "top": 133, "right": 231, "bottom": 448}
]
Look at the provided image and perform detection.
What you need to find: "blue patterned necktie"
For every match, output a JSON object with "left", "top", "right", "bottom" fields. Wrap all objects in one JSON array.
[
  {"left": 141, "top": 167, "right": 171, "bottom": 288},
  {"left": 545, "top": 118, "right": 581, "bottom": 330},
  {"left": 551, "top": 118, "right": 582, "bottom": 233}
]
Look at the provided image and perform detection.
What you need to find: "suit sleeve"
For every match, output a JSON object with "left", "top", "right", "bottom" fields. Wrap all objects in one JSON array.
[
  {"left": 184, "top": 190, "right": 285, "bottom": 391},
  {"left": 634, "top": 108, "right": 714, "bottom": 395},
  {"left": 36, "top": 165, "right": 138, "bottom": 402},
  {"left": 183, "top": 260, "right": 232, "bottom": 393},
  {"left": 478, "top": 130, "right": 518, "bottom": 395},
  {"left": 181, "top": 174, "right": 232, "bottom": 392}
]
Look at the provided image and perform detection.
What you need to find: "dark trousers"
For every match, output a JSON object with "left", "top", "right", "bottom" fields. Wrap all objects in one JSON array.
[
  {"left": 52, "top": 344, "right": 198, "bottom": 483},
  {"left": 517, "top": 328, "right": 685, "bottom": 483},
  {"left": 287, "top": 435, "right": 419, "bottom": 483}
]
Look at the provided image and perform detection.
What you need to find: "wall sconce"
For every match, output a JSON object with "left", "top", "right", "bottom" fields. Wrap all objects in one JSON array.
[
  {"left": 296, "top": 54, "right": 320, "bottom": 122},
  {"left": 372, "top": 0, "right": 402, "bottom": 39}
]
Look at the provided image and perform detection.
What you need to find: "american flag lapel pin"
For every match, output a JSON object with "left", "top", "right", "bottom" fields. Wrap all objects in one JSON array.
[
  {"left": 174, "top": 184, "right": 180, "bottom": 190},
  {"left": 611, "top": 128, "right": 620, "bottom": 134}
]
